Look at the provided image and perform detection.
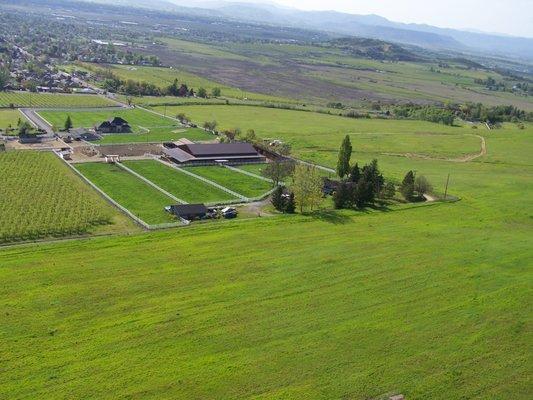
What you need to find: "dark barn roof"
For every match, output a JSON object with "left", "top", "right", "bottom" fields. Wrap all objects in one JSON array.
[
  {"left": 169, "top": 204, "right": 208, "bottom": 217},
  {"left": 182, "top": 143, "right": 259, "bottom": 157},
  {"left": 163, "top": 142, "right": 265, "bottom": 164},
  {"left": 108, "top": 116, "right": 128, "bottom": 125}
]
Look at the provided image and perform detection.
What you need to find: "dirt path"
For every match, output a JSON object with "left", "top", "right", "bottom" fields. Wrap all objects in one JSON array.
[{"left": 382, "top": 134, "right": 487, "bottom": 163}]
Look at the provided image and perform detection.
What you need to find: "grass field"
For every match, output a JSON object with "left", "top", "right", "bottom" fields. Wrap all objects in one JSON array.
[
  {"left": 122, "top": 160, "right": 238, "bottom": 203},
  {"left": 0, "top": 109, "right": 26, "bottom": 132},
  {"left": 0, "top": 152, "right": 122, "bottom": 243},
  {"left": 151, "top": 105, "right": 488, "bottom": 165},
  {"left": 183, "top": 165, "right": 273, "bottom": 198},
  {"left": 38, "top": 108, "right": 214, "bottom": 143},
  {"left": 1, "top": 122, "right": 531, "bottom": 397},
  {"left": 0, "top": 91, "right": 116, "bottom": 108},
  {"left": 74, "top": 162, "right": 176, "bottom": 225}
]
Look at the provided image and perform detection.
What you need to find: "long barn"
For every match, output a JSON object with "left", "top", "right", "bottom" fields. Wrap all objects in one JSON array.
[{"left": 163, "top": 142, "right": 266, "bottom": 166}]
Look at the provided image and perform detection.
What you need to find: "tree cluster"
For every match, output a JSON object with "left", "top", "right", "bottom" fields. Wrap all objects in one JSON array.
[
  {"left": 394, "top": 104, "right": 455, "bottom": 126},
  {"left": 400, "top": 171, "right": 433, "bottom": 201},
  {"left": 271, "top": 186, "right": 296, "bottom": 214},
  {"left": 333, "top": 159, "right": 388, "bottom": 209}
]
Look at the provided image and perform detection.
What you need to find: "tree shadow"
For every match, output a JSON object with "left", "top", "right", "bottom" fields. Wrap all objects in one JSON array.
[{"left": 308, "top": 209, "right": 351, "bottom": 224}]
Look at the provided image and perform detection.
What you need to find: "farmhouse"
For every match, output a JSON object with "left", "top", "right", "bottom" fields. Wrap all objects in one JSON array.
[
  {"left": 96, "top": 117, "right": 131, "bottom": 134},
  {"left": 163, "top": 142, "right": 266, "bottom": 165},
  {"left": 167, "top": 204, "right": 208, "bottom": 220}
]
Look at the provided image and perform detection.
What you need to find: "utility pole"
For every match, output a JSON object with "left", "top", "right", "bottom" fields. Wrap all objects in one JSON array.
[{"left": 444, "top": 173, "right": 450, "bottom": 199}]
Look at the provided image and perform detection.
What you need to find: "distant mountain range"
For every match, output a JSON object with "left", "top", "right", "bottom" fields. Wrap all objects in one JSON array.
[{"left": 90, "top": 0, "right": 533, "bottom": 61}]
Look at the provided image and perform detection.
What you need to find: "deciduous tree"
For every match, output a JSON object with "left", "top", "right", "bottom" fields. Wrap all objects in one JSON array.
[{"left": 292, "top": 164, "right": 323, "bottom": 213}]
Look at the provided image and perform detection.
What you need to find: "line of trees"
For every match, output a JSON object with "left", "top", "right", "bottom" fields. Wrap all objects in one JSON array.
[
  {"left": 101, "top": 72, "right": 223, "bottom": 98},
  {"left": 394, "top": 102, "right": 532, "bottom": 125}
]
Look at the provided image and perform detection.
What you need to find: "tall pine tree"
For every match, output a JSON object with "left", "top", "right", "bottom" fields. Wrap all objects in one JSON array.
[
  {"left": 336, "top": 135, "right": 352, "bottom": 179},
  {"left": 400, "top": 170, "right": 415, "bottom": 200}
]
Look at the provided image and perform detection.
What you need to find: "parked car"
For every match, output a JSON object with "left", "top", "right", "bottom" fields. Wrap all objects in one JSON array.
[{"left": 221, "top": 207, "right": 238, "bottom": 219}]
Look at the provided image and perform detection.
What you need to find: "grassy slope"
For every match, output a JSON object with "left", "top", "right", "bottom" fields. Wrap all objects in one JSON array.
[
  {"left": 1, "top": 127, "right": 531, "bottom": 397},
  {"left": 183, "top": 166, "right": 273, "bottom": 198},
  {"left": 153, "top": 38, "right": 532, "bottom": 109},
  {"left": 122, "top": 160, "right": 237, "bottom": 203},
  {"left": 74, "top": 163, "right": 176, "bottom": 225},
  {"left": 69, "top": 62, "right": 292, "bottom": 103}
]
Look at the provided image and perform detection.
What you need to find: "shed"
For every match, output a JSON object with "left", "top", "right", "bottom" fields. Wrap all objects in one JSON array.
[{"left": 168, "top": 204, "right": 208, "bottom": 220}]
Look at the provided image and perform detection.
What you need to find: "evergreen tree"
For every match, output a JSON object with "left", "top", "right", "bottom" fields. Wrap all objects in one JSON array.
[
  {"left": 271, "top": 186, "right": 285, "bottom": 212},
  {"left": 64, "top": 115, "right": 73, "bottom": 131},
  {"left": 400, "top": 170, "right": 415, "bottom": 200},
  {"left": 284, "top": 193, "right": 296, "bottom": 214},
  {"left": 382, "top": 182, "right": 396, "bottom": 199},
  {"left": 349, "top": 163, "right": 360, "bottom": 183},
  {"left": 336, "top": 135, "right": 352, "bottom": 179},
  {"left": 352, "top": 177, "right": 373, "bottom": 208},
  {"left": 167, "top": 79, "right": 179, "bottom": 96},
  {"left": 333, "top": 182, "right": 350, "bottom": 209}
]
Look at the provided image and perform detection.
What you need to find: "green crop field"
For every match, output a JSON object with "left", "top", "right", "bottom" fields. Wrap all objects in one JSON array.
[
  {"left": 0, "top": 152, "right": 119, "bottom": 243},
  {"left": 37, "top": 108, "right": 214, "bottom": 143},
  {"left": 122, "top": 160, "right": 238, "bottom": 203},
  {"left": 74, "top": 162, "right": 176, "bottom": 225},
  {"left": 0, "top": 120, "right": 531, "bottom": 397},
  {"left": 0, "top": 91, "right": 116, "bottom": 108},
  {"left": 183, "top": 165, "right": 273, "bottom": 198}
]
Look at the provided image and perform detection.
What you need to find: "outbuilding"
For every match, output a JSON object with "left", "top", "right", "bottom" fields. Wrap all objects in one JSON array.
[{"left": 167, "top": 204, "right": 208, "bottom": 220}]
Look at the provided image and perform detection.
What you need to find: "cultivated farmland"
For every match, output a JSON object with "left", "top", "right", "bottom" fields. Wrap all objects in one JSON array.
[
  {"left": 122, "top": 160, "right": 238, "bottom": 203},
  {"left": 38, "top": 108, "right": 214, "bottom": 143},
  {"left": 0, "top": 152, "right": 116, "bottom": 243},
  {"left": 0, "top": 91, "right": 116, "bottom": 108},
  {"left": 74, "top": 162, "right": 177, "bottom": 225}
]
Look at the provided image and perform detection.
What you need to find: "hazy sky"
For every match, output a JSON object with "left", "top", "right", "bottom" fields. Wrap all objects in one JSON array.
[{"left": 237, "top": 0, "right": 533, "bottom": 38}]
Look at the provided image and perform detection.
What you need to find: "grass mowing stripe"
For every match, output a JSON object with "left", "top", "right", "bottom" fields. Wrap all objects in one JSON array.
[
  {"left": 183, "top": 165, "right": 273, "bottom": 198},
  {"left": 122, "top": 160, "right": 237, "bottom": 204},
  {"left": 74, "top": 162, "right": 176, "bottom": 224}
]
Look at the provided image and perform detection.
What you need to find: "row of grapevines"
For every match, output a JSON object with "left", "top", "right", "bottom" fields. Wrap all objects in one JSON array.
[{"left": 0, "top": 151, "right": 114, "bottom": 243}]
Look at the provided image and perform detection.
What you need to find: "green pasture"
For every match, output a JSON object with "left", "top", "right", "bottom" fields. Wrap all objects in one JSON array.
[
  {"left": 74, "top": 162, "right": 176, "bottom": 225},
  {"left": 37, "top": 108, "right": 213, "bottom": 143},
  {"left": 151, "top": 105, "right": 489, "bottom": 164},
  {"left": 0, "top": 109, "right": 26, "bottom": 132},
  {"left": 183, "top": 165, "right": 273, "bottom": 198},
  {"left": 0, "top": 91, "right": 116, "bottom": 108},
  {"left": 122, "top": 160, "right": 237, "bottom": 204},
  {"left": 1, "top": 123, "right": 531, "bottom": 397}
]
